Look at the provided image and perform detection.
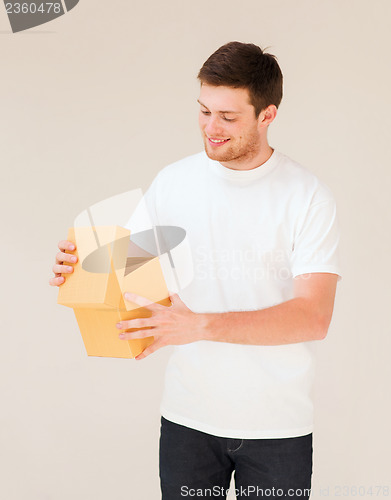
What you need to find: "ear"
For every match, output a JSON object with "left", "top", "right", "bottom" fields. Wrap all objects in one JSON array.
[{"left": 257, "top": 104, "right": 278, "bottom": 128}]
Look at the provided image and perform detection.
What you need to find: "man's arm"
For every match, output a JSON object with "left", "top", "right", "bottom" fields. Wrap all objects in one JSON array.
[
  {"left": 117, "top": 272, "right": 339, "bottom": 359},
  {"left": 202, "top": 272, "right": 338, "bottom": 345}
]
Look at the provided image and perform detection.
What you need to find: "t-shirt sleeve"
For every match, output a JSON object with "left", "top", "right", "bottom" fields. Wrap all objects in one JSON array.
[{"left": 290, "top": 197, "right": 342, "bottom": 280}]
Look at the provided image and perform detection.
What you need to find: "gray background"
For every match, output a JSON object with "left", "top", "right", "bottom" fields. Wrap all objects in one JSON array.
[{"left": 0, "top": 0, "right": 390, "bottom": 498}]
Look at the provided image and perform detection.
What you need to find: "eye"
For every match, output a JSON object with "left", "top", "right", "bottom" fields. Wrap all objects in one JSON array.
[
  {"left": 201, "top": 110, "right": 211, "bottom": 115},
  {"left": 223, "top": 116, "right": 235, "bottom": 122}
]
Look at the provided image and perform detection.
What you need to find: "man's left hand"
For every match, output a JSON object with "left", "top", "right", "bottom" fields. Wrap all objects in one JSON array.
[{"left": 116, "top": 292, "right": 207, "bottom": 360}]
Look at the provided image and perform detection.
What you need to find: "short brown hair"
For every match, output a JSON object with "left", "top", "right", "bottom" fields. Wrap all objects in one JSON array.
[{"left": 197, "top": 41, "right": 283, "bottom": 117}]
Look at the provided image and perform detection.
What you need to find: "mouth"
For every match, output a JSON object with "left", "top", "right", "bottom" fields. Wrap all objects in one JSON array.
[{"left": 207, "top": 137, "right": 230, "bottom": 147}]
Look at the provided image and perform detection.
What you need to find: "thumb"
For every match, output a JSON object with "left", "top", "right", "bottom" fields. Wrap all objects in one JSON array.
[
  {"left": 168, "top": 291, "right": 180, "bottom": 304},
  {"left": 168, "top": 292, "right": 191, "bottom": 312}
]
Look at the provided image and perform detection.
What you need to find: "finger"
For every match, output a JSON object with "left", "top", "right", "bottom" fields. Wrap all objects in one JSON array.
[
  {"left": 58, "top": 240, "right": 76, "bottom": 252},
  {"left": 52, "top": 264, "right": 74, "bottom": 275},
  {"left": 49, "top": 276, "right": 65, "bottom": 287},
  {"left": 124, "top": 292, "right": 165, "bottom": 311},
  {"left": 55, "top": 251, "right": 78, "bottom": 265},
  {"left": 118, "top": 328, "right": 155, "bottom": 340},
  {"left": 135, "top": 339, "right": 163, "bottom": 360},
  {"left": 116, "top": 317, "right": 157, "bottom": 330}
]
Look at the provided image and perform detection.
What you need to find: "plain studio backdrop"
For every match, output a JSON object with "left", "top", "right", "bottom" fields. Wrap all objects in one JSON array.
[{"left": 1, "top": 1, "right": 390, "bottom": 499}]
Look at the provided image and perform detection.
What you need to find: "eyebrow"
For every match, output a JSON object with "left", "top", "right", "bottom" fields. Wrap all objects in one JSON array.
[{"left": 197, "top": 99, "right": 242, "bottom": 114}]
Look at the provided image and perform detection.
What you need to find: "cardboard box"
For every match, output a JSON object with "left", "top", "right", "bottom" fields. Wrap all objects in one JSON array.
[{"left": 58, "top": 225, "right": 171, "bottom": 358}]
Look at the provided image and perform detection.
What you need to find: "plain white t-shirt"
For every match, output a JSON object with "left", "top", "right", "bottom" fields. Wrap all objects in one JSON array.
[{"left": 128, "top": 149, "right": 341, "bottom": 439}]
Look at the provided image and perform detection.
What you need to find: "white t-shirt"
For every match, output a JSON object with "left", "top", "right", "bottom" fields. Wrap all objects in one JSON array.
[{"left": 131, "top": 149, "right": 341, "bottom": 439}]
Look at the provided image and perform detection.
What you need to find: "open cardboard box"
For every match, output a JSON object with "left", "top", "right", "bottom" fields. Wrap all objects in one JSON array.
[{"left": 58, "top": 225, "right": 171, "bottom": 358}]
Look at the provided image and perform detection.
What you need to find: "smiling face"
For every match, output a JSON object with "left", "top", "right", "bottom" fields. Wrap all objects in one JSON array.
[{"left": 198, "top": 84, "right": 273, "bottom": 170}]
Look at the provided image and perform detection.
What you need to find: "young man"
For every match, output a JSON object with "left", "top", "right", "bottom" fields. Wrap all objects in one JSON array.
[{"left": 51, "top": 42, "right": 341, "bottom": 499}]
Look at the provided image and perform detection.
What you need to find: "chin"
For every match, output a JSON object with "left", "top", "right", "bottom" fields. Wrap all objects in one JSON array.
[
  {"left": 205, "top": 150, "right": 236, "bottom": 163},
  {"left": 204, "top": 143, "right": 233, "bottom": 162}
]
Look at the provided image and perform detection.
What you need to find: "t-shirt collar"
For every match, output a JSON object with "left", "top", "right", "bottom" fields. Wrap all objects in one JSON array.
[{"left": 208, "top": 148, "right": 281, "bottom": 182}]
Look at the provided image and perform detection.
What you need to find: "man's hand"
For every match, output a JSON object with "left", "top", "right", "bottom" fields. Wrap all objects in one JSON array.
[
  {"left": 116, "top": 292, "right": 207, "bottom": 360},
  {"left": 49, "top": 240, "right": 78, "bottom": 286}
]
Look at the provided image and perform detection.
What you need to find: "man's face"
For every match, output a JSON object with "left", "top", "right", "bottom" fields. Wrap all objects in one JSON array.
[{"left": 198, "top": 84, "right": 264, "bottom": 167}]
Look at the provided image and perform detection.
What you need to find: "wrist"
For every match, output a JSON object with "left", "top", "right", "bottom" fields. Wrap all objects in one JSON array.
[{"left": 197, "top": 313, "right": 217, "bottom": 342}]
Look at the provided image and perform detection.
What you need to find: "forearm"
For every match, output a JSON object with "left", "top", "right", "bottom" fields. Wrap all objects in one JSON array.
[{"left": 200, "top": 297, "right": 330, "bottom": 345}]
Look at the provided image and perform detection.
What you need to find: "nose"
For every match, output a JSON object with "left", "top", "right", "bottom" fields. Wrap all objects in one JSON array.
[{"left": 204, "top": 116, "right": 224, "bottom": 137}]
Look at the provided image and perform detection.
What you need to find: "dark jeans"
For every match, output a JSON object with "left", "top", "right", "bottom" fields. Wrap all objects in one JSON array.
[{"left": 159, "top": 417, "right": 313, "bottom": 500}]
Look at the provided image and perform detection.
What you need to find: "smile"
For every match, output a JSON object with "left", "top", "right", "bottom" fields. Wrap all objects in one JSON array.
[{"left": 207, "top": 137, "right": 230, "bottom": 146}]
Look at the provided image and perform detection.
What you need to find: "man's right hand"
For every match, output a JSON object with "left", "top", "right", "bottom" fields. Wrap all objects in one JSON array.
[{"left": 49, "top": 240, "right": 78, "bottom": 287}]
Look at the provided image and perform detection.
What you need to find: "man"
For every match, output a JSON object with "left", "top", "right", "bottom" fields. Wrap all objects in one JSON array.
[{"left": 50, "top": 42, "right": 341, "bottom": 499}]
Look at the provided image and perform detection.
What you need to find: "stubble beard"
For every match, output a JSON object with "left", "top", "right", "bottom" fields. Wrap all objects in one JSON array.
[{"left": 203, "top": 132, "right": 262, "bottom": 165}]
